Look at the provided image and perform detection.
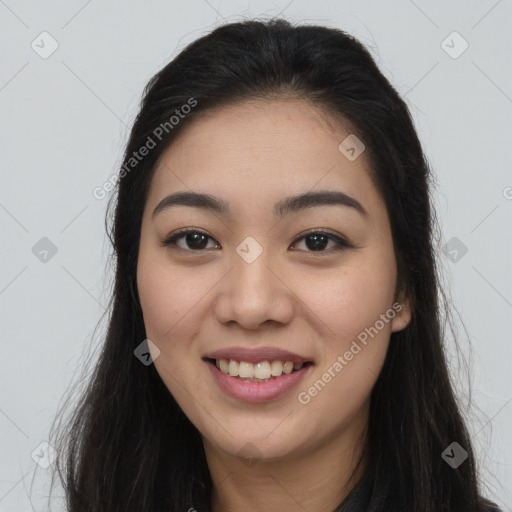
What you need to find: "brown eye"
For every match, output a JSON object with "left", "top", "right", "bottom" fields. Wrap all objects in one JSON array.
[
  {"left": 161, "top": 230, "right": 219, "bottom": 251},
  {"left": 290, "top": 230, "right": 353, "bottom": 253}
]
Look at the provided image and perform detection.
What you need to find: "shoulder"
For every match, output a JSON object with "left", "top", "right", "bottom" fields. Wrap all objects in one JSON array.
[{"left": 480, "top": 496, "right": 504, "bottom": 512}]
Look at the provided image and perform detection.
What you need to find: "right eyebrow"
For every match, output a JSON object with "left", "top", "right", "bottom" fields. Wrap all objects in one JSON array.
[{"left": 152, "top": 192, "right": 229, "bottom": 219}]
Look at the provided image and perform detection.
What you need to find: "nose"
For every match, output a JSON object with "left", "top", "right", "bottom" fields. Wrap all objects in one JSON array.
[{"left": 213, "top": 250, "right": 296, "bottom": 330}]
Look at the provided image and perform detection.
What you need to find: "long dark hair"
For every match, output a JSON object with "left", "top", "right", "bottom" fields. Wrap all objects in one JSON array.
[{"left": 45, "top": 17, "right": 499, "bottom": 511}]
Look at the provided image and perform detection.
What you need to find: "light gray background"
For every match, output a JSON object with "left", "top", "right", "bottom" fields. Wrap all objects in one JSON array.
[{"left": 1, "top": 1, "right": 511, "bottom": 510}]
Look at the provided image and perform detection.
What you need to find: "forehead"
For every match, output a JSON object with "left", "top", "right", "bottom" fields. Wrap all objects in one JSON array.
[
  {"left": 147, "top": 98, "right": 384, "bottom": 222},
  {"left": 163, "top": 98, "right": 362, "bottom": 162}
]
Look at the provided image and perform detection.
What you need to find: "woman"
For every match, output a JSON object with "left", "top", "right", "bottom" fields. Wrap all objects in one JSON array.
[{"left": 48, "top": 18, "right": 503, "bottom": 511}]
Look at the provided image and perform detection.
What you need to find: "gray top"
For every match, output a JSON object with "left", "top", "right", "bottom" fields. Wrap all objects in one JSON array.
[{"left": 191, "top": 468, "right": 503, "bottom": 512}]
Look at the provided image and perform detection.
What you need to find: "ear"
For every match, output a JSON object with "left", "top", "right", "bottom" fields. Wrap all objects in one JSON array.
[{"left": 390, "top": 289, "right": 413, "bottom": 333}]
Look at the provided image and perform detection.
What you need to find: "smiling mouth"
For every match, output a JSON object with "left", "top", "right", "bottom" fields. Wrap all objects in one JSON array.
[{"left": 205, "top": 358, "right": 314, "bottom": 382}]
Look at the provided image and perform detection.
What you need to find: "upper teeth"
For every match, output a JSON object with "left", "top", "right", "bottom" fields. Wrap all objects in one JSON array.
[{"left": 215, "top": 359, "right": 304, "bottom": 379}]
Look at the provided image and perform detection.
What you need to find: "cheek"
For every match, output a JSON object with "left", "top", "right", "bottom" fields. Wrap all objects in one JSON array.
[
  {"left": 137, "top": 254, "right": 210, "bottom": 408},
  {"left": 137, "top": 264, "right": 178, "bottom": 341},
  {"left": 299, "top": 270, "right": 393, "bottom": 428},
  {"left": 302, "top": 260, "right": 397, "bottom": 342},
  {"left": 296, "top": 251, "right": 396, "bottom": 408},
  {"left": 137, "top": 251, "right": 204, "bottom": 343}
]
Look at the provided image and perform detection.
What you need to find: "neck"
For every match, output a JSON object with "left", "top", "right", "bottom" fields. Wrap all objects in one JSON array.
[{"left": 203, "top": 413, "right": 369, "bottom": 512}]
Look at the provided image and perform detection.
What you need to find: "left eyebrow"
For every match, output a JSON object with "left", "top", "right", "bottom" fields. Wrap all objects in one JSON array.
[
  {"left": 274, "top": 190, "right": 368, "bottom": 218},
  {"left": 151, "top": 189, "right": 368, "bottom": 220}
]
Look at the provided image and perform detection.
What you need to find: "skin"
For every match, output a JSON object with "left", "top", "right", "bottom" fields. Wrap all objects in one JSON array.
[{"left": 137, "top": 98, "right": 412, "bottom": 512}]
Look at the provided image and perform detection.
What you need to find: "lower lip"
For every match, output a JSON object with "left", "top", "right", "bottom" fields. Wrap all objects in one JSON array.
[{"left": 206, "top": 360, "right": 312, "bottom": 403}]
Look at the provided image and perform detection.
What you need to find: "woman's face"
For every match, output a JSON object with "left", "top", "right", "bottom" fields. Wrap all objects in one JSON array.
[{"left": 137, "top": 99, "right": 411, "bottom": 463}]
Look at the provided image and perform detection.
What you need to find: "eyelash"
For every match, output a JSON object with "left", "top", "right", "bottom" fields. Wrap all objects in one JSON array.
[{"left": 160, "top": 228, "right": 354, "bottom": 255}]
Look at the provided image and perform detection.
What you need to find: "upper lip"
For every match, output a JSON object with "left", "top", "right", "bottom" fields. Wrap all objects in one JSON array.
[{"left": 204, "top": 346, "right": 313, "bottom": 364}]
